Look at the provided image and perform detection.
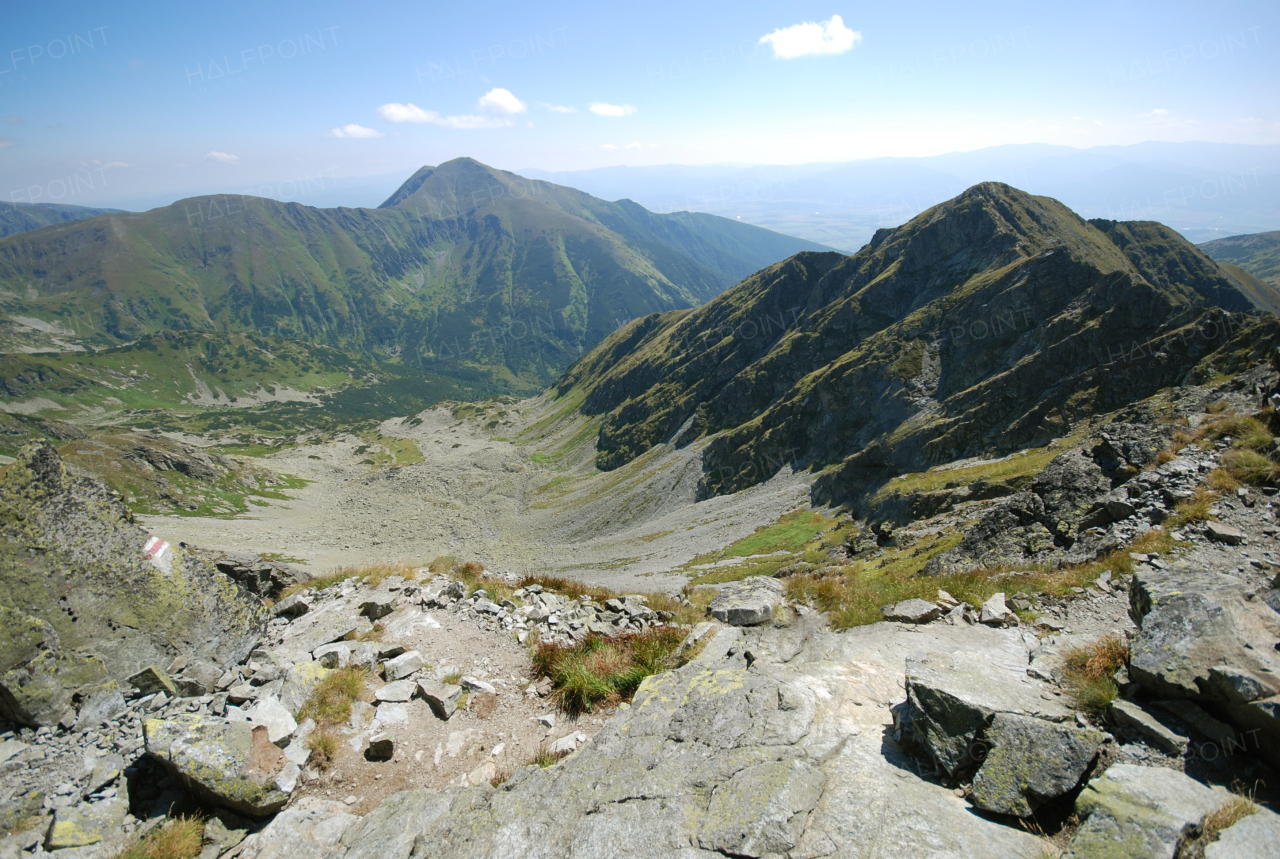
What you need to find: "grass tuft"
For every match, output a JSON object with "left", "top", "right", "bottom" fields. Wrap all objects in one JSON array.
[
  {"left": 1166, "top": 487, "right": 1218, "bottom": 528},
  {"left": 1059, "top": 634, "right": 1129, "bottom": 715},
  {"left": 532, "top": 628, "right": 686, "bottom": 714},
  {"left": 113, "top": 816, "right": 204, "bottom": 859},
  {"left": 305, "top": 731, "right": 339, "bottom": 770},
  {"left": 298, "top": 666, "right": 368, "bottom": 728}
]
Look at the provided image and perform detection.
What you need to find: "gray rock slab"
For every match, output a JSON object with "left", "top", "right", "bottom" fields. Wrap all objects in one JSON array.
[
  {"left": 416, "top": 681, "right": 461, "bottom": 720},
  {"left": 144, "top": 714, "right": 288, "bottom": 816},
  {"left": 45, "top": 796, "right": 128, "bottom": 849},
  {"left": 1109, "top": 699, "right": 1190, "bottom": 755},
  {"left": 382, "top": 651, "right": 423, "bottom": 682},
  {"left": 246, "top": 696, "right": 298, "bottom": 747},
  {"left": 1063, "top": 764, "right": 1229, "bottom": 859},
  {"left": 237, "top": 796, "right": 359, "bottom": 859},
  {"left": 375, "top": 681, "right": 416, "bottom": 703}
]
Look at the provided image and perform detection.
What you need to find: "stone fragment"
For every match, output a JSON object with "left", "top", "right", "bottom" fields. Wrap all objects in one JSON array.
[
  {"left": 272, "top": 593, "right": 312, "bottom": 618},
  {"left": 417, "top": 681, "right": 462, "bottom": 721},
  {"left": 127, "top": 666, "right": 178, "bottom": 698},
  {"left": 313, "top": 643, "right": 351, "bottom": 669},
  {"left": 375, "top": 680, "right": 416, "bottom": 703},
  {"left": 73, "top": 688, "right": 126, "bottom": 732},
  {"left": 278, "top": 661, "right": 331, "bottom": 714},
  {"left": 970, "top": 713, "right": 1105, "bottom": 817},
  {"left": 382, "top": 650, "right": 423, "bottom": 682},
  {"left": 246, "top": 696, "right": 298, "bottom": 747},
  {"left": 360, "top": 594, "right": 397, "bottom": 620},
  {"left": 980, "top": 593, "right": 1018, "bottom": 626},
  {"left": 882, "top": 599, "right": 943, "bottom": 624},
  {"left": 547, "top": 731, "right": 586, "bottom": 755},
  {"left": 1205, "top": 521, "right": 1245, "bottom": 545},
  {"left": 460, "top": 676, "right": 496, "bottom": 695}
]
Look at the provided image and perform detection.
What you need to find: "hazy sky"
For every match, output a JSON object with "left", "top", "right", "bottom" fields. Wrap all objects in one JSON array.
[{"left": 1, "top": 0, "right": 1276, "bottom": 207}]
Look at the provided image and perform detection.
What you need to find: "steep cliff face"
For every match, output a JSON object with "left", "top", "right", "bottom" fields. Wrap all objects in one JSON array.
[{"left": 555, "top": 183, "right": 1280, "bottom": 504}]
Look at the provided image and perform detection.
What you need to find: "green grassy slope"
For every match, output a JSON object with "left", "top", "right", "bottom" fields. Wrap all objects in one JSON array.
[{"left": 0, "top": 159, "right": 824, "bottom": 398}]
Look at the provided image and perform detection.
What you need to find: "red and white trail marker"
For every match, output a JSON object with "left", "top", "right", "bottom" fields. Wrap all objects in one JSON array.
[{"left": 143, "top": 536, "right": 170, "bottom": 561}]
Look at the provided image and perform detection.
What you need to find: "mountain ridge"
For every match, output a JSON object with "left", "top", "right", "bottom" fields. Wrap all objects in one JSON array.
[
  {"left": 553, "top": 182, "right": 1280, "bottom": 506},
  {"left": 0, "top": 158, "right": 826, "bottom": 395}
]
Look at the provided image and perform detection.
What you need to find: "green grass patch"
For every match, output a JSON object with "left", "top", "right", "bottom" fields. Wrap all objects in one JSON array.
[
  {"left": 532, "top": 627, "right": 687, "bottom": 715},
  {"left": 298, "top": 666, "right": 369, "bottom": 728}
]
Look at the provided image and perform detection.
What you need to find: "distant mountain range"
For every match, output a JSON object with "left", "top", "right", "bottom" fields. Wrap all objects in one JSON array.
[
  {"left": 556, "top": 182, "right": 1280, "bottom": 506},
  {"left": 0, "top": 158, "right": 825, "bottom": 405},
  {"left": 0, "top": 202, "right": 122, "bottom": 239},
  {"left": 523, "top": 142, "right": 1280, "bottom": 250},
  {"left": 1201, "top": 231, "right": 1280, "bottom": 291}
]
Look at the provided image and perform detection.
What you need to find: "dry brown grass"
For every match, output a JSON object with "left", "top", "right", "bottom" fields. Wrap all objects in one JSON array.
[
  {"left": 1166, "top": 487, "right": 1219, "bottom": 528},
  {"left": 281, "top": 562, "right": 421, "bottom": 598},
  {"left": 532, "top": 628, "right": 687, "bottom": 714},
  {"left": 305, "top": 731, "right": 339, "bottom": 770},
  {"left": 113, "top": 816, "right": 204, "bottom": 859},
  {"left": 1059, "top": 634, "right": 1129, "bottom": 714}
]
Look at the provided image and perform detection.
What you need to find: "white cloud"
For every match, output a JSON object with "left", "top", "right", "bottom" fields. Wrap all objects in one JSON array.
[
  {"left": 326, "top": 123, "right": 385, "bottom": 139},
  {"left": 760, "top": 14, "right": 861, "bottom": 59},
  {"left": 590, "top": 102, "right": 637, "bottom": 117},
  {"left": 207, "top": 151, "right": 239, "bottom": 162},
  {"left": 624, "top": 142, "right": 644, "bottom": 150},
  {"left": 1140, "top": 108, "right": 1169, "bottom": 118},
  {"left": 601, "top": 143, "right": 618, "bottom": 150},
  {"left": 1138, "top": 108, "right": 1195, "bottom": 128},
  {"left": 0, "top": 137, "right": 15, "bottom": 151},
  {"left": 377, "top": 102, "right": 511, "bottom": 129},
  {"left": 538, "top": 103, "right": 576, "bottom": 113},
  {"left": 477, "top": 87, "right": 526, "bottom": 115}
]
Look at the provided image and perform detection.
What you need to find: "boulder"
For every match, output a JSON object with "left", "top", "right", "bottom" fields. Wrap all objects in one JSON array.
[
  {"left": 127, "top": 665, "right": 178, "bottom": 698},
  {"left": 1109, "top": 699, "right": 1189, "bottom": 756},
  {"left": 313, "top": 643, "right": 351, "bottom": 669},
  {"left": 382, "top": 651, "right": 423, "bottom": 682},
  {"left": 201, "top": 549, "right": 311, "bottom": 599},
  {"left": 360, "top": 594, "right": 398, "bottom": 620},
  {"left": 882, "top": 599, "right": 942, "bottom": 624},
  {"left": 979, "top": 592, "right": 1018, "bottom": 626},
  {"left": 707, "top": 576, "right": 784, "bottom": 626},
  {"left": 417, "top": 680, "right": 462, "bottom": 720},
  {"left": 45, "top": 796, "right": 128, "bottom": 849},
  {"left": 278, "top": 661, "right": 330, "bottom": 714},
  {"left": 1127, "top": 565, "right": 1280, "bottom": 765},
  {"left": 72, "top": 687, "right": 126, "bottom": 732},
  {"left": 1204, "top": 805, "right": 1280, "bottom": 858},
  {"left": 1063, "top": 764, "right": 1229, "bottom": 859},
  {"left": 1031, "top": 450, "right": 1111, "bottom": 525},
  {"left": 144, "top": 715, "right": 290, "bottom": 816},
  {"left": 969, "top": 713, "right": 1105, "bottom": 817},
  {"left": 272, "top": 593, "right": 312, "bottom": 618},
  {"left": 1205, "top": 521, "right": 1246, "bottom": 545},
  {"left": 460, "top": 677, "right": 496, "bottom": 695},
  {"left": 903, "top": 650, "right": 1071, "bottom": 778}
]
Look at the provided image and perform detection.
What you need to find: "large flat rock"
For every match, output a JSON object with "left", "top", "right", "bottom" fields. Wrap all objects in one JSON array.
[{"left": 144, "top": 714, "right": 290, "bottom": 816}]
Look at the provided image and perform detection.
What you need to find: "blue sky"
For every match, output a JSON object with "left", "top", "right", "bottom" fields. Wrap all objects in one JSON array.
[{"left": 0, "top": 0, "right": 1276, "bottom": 208}]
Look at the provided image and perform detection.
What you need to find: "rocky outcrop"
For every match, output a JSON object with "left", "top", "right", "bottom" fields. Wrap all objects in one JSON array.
[
  {"left": 144, "top": 715, "right": 291, "bottom": 816},
  {"left": 0, "top": 445, "right": 268, "bottom": 727},
  {"left": 706, "top": 576, "right": 784, "bottom": 626},
  {"left": 1125, "top": 561, "right": 1280, "bottom": 766},
  {"left": 191, "top": 548, "right": 312, "bottom": 599}
]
